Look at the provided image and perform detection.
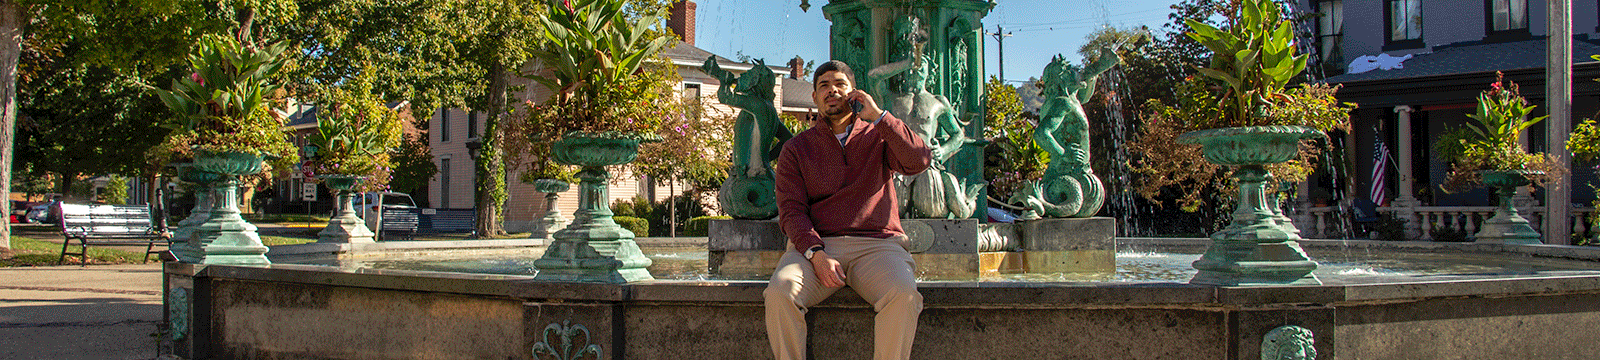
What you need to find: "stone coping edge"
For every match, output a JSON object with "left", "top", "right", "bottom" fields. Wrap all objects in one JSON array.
[
  {"left": 267, "top": 239, "right": 547, "bottom": 256},
  {"left": 164, "top": 261, "right": 1600, "bottom": 308}
]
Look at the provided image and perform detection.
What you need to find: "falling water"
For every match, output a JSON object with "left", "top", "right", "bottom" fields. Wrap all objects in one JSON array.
[{"left": 1098, "top": 68, "right": 1149, "bottom": 237}]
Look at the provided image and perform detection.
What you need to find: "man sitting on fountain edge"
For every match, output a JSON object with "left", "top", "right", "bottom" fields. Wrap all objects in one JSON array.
[{"left": 765, "top": 60, "right": 932, "bottom": 360}]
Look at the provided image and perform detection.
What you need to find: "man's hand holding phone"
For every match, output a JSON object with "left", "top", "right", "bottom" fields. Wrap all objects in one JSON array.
[{"left": 845, "top": 89, "right": 883, "bottom": 122}]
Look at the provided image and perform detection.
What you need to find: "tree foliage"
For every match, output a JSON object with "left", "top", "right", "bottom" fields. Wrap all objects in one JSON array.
[
  {"left": 16, "top": 64, "right": 174, "bottom": 193},
  {"left": 980, "top": 77, "right": 1044, "bottom": 199},
  {"left": 388, "top": 132, "right": 438, "bottom": 200}
]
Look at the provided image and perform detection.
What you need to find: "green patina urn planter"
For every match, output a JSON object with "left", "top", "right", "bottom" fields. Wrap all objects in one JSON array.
[
  {"left": 321, "top": 175, "right": 363, "bottom": 191},
  {"left": 533, "top": 179, "right": 571, "bottom": 241},
  {"left": 1474, "top": 170, "right": 1544, "bottom": 244},
  {"left": 534, "top": 132, "right": 660, "bottom": 283},
  {"left": 1177, "top": 126, "right": 1324, "bottom": 286},
  {"left": 193, "top": 151, "right": 265, "bottom": 176},
  {"left": 316, "top": 175, "right": 376, "bottom": 244},
  {"left": 191, "top": 150, "right": 271, "bottom": 266}
]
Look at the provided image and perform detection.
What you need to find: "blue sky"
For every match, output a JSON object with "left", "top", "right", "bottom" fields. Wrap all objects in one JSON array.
[{"left": 693, "top": 0, "right": 1179, "bottom": 83}]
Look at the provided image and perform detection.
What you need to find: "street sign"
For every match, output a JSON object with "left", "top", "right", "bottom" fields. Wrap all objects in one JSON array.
[{"left": 302, "top": 183, "right": 317, "bottom": 202}]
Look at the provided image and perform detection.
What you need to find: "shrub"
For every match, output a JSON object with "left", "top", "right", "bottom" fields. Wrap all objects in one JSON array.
[
  {"left": 1372, "top": 215, "right": 1409, "bottom": 241},
  {"left": 684, "top": 215, "right": 732, "bottom": 236},
  {"left": 611, "top": 196, "right": 652, "bottom": 219},
  {"left": 1430, "top": 226, "right": 1471, "bottom": 243},
  {"left": 613, "top": 216, "right": 649, "bottom": 237},
  {"left": 646, "top": 195, "right": 711, "bottom": 236}
]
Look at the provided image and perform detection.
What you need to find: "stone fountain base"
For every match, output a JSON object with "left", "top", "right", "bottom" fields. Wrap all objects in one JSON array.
[
  {"left": 707, "top": 218, "right": 1117, "bottom": 280},
  {"left": 166, "top": 238, "right": 1600, "bottom": 360}
]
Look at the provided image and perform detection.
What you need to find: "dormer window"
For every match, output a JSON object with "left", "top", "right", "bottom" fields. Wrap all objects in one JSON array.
[
  {"left": 1317, "top": 0, "right": 1345, "bottom": 65},
  {"left": 1386, "top": 0, "right": 1423, "bottom": 50},
  {"left": 1484, "top": 0, "right": 1532, "bottom": 42},
  {"left": 1488, "top": 0, "right": 1528, "bottom": 32}
]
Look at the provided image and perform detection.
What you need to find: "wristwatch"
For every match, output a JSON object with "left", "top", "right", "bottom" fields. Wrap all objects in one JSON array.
[{"left": 803, "top": 245, "right": 825, "bottom": 260}]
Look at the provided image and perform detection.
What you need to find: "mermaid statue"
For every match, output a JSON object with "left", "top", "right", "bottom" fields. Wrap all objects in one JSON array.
[
  {"left": 868, "top": 15, "right": 983, "bottom": 219},
  {"left": 1025, "top": 45, "right": 1121, "bottom": 218},
  {"left": 704, "top": 57, "right": 793, "bottom": 219}
]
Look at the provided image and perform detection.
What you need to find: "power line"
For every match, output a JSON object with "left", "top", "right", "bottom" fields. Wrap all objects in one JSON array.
[{"left": 996, "top": 8, "right": 1168, "bottom": 29}]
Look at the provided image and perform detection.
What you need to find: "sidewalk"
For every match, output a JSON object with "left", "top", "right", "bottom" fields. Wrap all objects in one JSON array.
[{"left": 0, "top": 263, "right": 166, "bottom": 360}]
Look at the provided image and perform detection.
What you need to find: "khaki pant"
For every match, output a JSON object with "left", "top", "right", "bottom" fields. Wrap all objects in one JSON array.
[{"left": 764, "top": 235, "right": 923, "bottom": 360}]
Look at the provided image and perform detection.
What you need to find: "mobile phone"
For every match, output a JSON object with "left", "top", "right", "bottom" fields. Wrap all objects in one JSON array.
[{"left": 851, "top": 99, "right": 864, "bottom": 114}]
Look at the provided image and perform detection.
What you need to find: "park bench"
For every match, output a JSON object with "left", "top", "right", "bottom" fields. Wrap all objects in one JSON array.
[
  {"left": 57, "top": 203, "right": 169, "bottom": 266},
  {"left": 377, "top": 208, "right": 476, "bottom": 241}
]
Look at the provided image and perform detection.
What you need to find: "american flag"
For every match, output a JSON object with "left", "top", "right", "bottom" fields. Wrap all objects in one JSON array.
[{"left": 1371, "top": 135, "right": 1390, "bottom": 206}]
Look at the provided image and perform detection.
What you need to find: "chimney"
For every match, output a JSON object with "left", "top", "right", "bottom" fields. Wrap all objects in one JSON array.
[
  {"left": 668, "top": 1, "right": 697, "bottom": 45},
  {"left": 788, "top": 56, "right": 806, "bottom": 79}
]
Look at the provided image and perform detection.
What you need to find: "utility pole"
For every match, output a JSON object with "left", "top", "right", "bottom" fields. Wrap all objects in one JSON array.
[
  {"left": 1546, "top": 0, "right": 1573, "bottom": 244},
  {"left": 988, "top": 25, "right": 1013, "bottom": 82}
]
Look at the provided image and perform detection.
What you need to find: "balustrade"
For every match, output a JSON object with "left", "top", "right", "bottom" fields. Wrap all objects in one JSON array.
[{"left": 1295, "top": 205, "right": 1596, "bottom": 241}]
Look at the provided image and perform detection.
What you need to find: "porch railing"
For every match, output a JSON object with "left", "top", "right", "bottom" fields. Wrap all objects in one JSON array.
[{"left": 1297, "top": 205, "right": 1597, "bottom": 241}]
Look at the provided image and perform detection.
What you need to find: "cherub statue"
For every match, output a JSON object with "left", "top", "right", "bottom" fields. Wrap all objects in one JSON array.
[
  {"left": 704, "top": 57, "right": 792, "bottom": 219},
  {"left": 869, "top": 15, "right": 982, "bottom": 219},
  {"left": 1028, "top": 45, "right": 1121, "bottom": 218}
]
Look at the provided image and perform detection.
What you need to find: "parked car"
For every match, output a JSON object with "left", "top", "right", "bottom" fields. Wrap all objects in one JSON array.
[
  {"left": 356, "top": 192, "right": 416, "bottom": 233},
  {"left": 9, "top": 200, "right": 28, "bottom": 223},
  {"left": 24, "top": 200, "right": 58, "bottom": 224}
]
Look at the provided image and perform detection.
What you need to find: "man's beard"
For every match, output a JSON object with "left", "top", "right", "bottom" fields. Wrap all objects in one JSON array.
[{"left": 824, "top": 104, "right": 850, "bottom": 118}]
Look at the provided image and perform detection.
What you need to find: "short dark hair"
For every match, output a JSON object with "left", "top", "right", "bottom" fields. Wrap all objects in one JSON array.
[{"left": 812, "top": 60, "right": 855, "bottom": 88}]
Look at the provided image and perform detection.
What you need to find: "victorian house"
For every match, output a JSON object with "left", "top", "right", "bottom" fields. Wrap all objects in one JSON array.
[{"left": 1302, "top": 0, "right": 1600, "bottom": 241}]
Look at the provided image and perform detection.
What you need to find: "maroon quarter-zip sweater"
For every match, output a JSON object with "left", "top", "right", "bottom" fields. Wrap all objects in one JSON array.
[{"left": 774, "top": 113, "right": 931, "bottom": 253}]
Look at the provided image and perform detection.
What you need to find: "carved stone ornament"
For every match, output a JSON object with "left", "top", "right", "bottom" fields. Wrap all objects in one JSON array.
[
  {"left": 531, "top": 320, "right": 602, "bottom": 360},
  {"left": 1261, "top": 325, "right": 1316, "bottom": 360}
]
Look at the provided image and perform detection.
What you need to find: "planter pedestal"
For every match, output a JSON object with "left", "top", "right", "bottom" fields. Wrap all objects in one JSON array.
[
  {"left": 317, "top": 176, "right": 375, "bottom": 244},
  {"left": 193, "top": 151, "right": 270, "bottom": 266},
  {"left": 1475, "top": 170, "right": 1543, "bottom": 244},
  {"left": 171, "top": 166, "right": 222, "bottom": 263},
  {"left": 533, "top": 180, "right": 571, "bottom": 240}
]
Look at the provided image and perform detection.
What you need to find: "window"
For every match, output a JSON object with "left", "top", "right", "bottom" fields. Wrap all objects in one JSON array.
[
  {"left": 1386, "top": 0, "right": 1423, "bottom": 49},
  {"left": 468, "top": 111, "right": 480, "bottom": 139},
  {"left": 1317, "top": 1, "right": 1344, "bottom": 64},
  {"left": 682, "top": 83, "right": 701, "bottom": 101},
  {"left": 438, "top": 158, "right": 451, "bottom": 207},
  {"left": 439, "top": 108, "right": 451, "bottom": 142},
  {"left": 1489, "top": 0, "right": 1528, "bottom": 31},
  {"left": 1486, "top": 0, "right": 1529, "bottom": 40}
]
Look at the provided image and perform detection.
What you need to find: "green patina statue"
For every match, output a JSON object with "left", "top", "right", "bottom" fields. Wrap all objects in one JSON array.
[
  {"left": 1026, "top": 46, "right": 1121, "bottom": 218},
  {"left": 704, "top": 57, "right": 793, "bottom": 219},
  {"left": 870, "top": 16, "right": 983, "bottom": 219}
]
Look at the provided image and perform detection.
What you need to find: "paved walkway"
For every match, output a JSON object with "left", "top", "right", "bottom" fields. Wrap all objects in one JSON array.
[{"left": 0, "top": 261, "right": 167, "bottom": 360}]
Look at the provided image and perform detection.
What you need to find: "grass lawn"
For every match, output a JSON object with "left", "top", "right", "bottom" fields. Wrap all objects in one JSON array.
[
  {"left": 260, "top": 235, "right": 317, "bottom": 246},
  {"left": 244, "top": 213, "right": 330, "bottom": 223},
  {"left": 1, "top": 236, "right": 150, "bottom": 267}
]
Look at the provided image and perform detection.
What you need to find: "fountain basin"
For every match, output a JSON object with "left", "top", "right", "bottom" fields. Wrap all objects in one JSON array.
[{"left": 166, "top": 238, "right": 1600, "bottom": 359}]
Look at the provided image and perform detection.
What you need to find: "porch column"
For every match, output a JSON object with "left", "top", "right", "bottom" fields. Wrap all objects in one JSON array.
[
  {"left": 1545, "top": 0, "right": 1574, "bottom": 245},
  {"left": 1392, "top": 106, "right": 1422, "bottom": 238}
]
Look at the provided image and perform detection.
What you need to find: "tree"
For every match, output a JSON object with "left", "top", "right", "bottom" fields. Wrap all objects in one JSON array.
[
  {"left": 10, "top": 164, "right": 50, "bottom": 200},
  {"left": 389, "top": 133, "right": 438, "bottom": 204},
  {"left": 981, "top": 77, "right": 1046, "bottom": 201},
  {"left": 0, "top": 0, "right": 255, "bottom": 257},
  {"left": 102, "top": 175, "right": 129, "bottom": 204},
  {"left": 634, "top": 88, "right": 733, "bottom": 233},
  {"left": 16, "top": 64, "right": 175, "bottom": 196}
]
